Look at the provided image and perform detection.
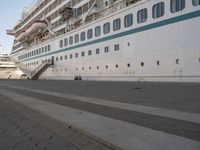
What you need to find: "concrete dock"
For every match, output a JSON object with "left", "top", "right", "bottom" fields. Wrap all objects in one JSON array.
[{"left": 0, "top": 80, "right": 200, "bottom": 150}]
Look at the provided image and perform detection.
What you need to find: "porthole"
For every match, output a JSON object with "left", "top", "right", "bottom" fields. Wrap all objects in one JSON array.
[
  {"left": 176, "top": 59, "right": 179, "bottom": 64},
  {"left": 106, "top": 65, "right": 108, "bottom": 69},
  {"left": 116, "top": 64, "right": 119, "bottom": 68},
  {"left": 97, "top": 66, "right": 99, "bottom": 69},
  {"left": 127, "top": 63, "right": 130, "bottom": 67},
  {"left": 157, "top": 61, "right": 160, "bottom": 66},
  {"left": 141, "top": 62, "right": 144, "bottom": 67}
]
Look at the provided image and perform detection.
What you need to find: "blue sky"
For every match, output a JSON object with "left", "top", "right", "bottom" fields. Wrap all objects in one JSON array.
[{"left": 0, "top": 0, "right": 32, "bottom": 54}]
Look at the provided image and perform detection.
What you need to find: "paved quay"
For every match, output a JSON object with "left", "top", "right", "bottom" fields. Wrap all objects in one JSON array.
[{"left": 0, "top": 80, "right": 200, "bottom": 150}]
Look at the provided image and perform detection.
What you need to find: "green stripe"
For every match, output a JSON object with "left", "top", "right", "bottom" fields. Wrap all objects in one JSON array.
[{"left": 21, "top": 10, "right": 200, "bottom": 62}]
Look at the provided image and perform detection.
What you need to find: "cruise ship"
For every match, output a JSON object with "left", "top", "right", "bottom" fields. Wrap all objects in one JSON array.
[
  {"left": 0, "top": 45, "right": 24, "bottom": 79},
  {"left": 7, "top": 0, "right": 200, "bottom": 82}
]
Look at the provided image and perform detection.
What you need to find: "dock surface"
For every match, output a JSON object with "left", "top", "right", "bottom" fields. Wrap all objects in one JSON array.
[{"left": 0, "top": 80, "right": 200, "bottom": 150}]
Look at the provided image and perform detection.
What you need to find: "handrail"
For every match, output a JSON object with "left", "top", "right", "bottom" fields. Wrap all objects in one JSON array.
[{"left": 30, "top": 60, "right": 52, "bottom": 78}]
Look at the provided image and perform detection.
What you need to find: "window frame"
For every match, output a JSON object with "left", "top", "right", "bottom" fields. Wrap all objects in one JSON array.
[
  {"left": 124, "top": 14, "right": 133, "bottom": 27},
  {"left": 87, "top": 29, "right": 93, "bottom": 39},
  {"left": 95, "top": 26, "right": 101, "bottom": 37},
  {"left": 170, "top": 0, "right": 185, "bottom": 13},
  {"left": 113, "top": 18, "right": 121, "bottom": 31},
  {"left": 103, "top": 22, "right": 110, "bottom": 34},
  {"left": 193, "top": 0, "right": 200, "bottom": 6},
  {"left": 137, "top": 8, "right": 148, "bottom": 24},
  {"left": 59, "top": 40, "right": 63, "bottom": 48},
  {"left": 75, "top": 34, "right": 79, "bottom": 43},
  {"left": 64, "top": 38, "right": 68, "bottom": 46},
  {"left": 152, "top": 2, "right": 165, "bottom": 19},
  {"left": 69, "top": 36, "right": 73, "bottom": 45}
]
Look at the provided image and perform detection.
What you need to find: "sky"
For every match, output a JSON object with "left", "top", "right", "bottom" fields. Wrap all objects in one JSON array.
[{"left": 0, "top": 0, "right": 32, "bottom": 54}]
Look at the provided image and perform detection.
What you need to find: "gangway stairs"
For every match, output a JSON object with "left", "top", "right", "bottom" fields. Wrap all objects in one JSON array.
[{"left": 31, "top": 61, "right": 52, "bottom": 80}]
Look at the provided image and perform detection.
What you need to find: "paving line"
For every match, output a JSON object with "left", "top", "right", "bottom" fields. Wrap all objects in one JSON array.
[
  {"left": 1, "top": 84, "right": 200, "bottom": 124},
  {"left": 0, "top": 89, "right": 200, "bottom": 150}
]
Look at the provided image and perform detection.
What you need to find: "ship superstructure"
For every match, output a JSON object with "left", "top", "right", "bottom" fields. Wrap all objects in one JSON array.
[
  {"left": 7, "top": 0, "right": 200, "bottom": 81},
  {"left": 0, "top": 45, "right": 24, "bottom": 79}
]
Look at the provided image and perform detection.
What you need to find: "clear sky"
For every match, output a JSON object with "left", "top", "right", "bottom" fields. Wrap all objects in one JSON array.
[{"left": 0, "top": 0, "right": 32, "bottom": 54}]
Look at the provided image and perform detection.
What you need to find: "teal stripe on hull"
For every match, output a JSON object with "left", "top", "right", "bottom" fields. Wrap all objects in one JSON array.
[{"left": 20, "top": 10, "right": 200, "bottom": 63}]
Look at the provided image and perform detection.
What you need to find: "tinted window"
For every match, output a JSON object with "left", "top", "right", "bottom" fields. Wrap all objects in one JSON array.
[
  {"left": 95, "top": 26, "right": 101, "bottom": 37},
  {"left": 103, "top": 22, "right": 110, "bottom": 34},
  {"left": 75, "top": 34, "right": 79, "bottom": 43},
  {"left": 81, "top": 51, "right": 85, "bottom": 57},
  {"left": 153, "top": 2, "right": 165, "bottom": 18},
  {"left": 69, "top": 36, "right": 73, "bottom": 45},
  {"left": 81, "top": 32, "right": 85, "bottom": 41},
  {"left": 87, "top": 29, "right": 93, "bottom": 39},
  {"left": 96, "top": 48, "right": 100, "bottom": 54},
  {"left": 171, "top": 0, "right": 185, "bottom": 13},
  {"left": 113, "top": 18, "right": 121, "bottom": 31},
  {"left": 64, "top": 38, "right": 68, "bottom": 46},
  {"left": 59, "top": 40, "right": 63, "bottom": 48},
  {"left": 48, "top": 45, "right": 51, "bottom": 51},
  {"left": 137, "top": 8, "right": 148, "bottom": 23},
  {"left": 124, "top": 14, "right": 133, "bottom": 27},
  {"left": 193, "top": 0, "right": 200, "bottom": 6}
]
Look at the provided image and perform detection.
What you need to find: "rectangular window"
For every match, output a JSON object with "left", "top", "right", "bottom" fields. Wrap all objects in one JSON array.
[
  {"left": 124, "top": 14, "right": 133, "bottom": 27},
  {"left": 70, "top": 54, "right": 73, "bottom": 59},
  {"left": 69, "top": 36, "right": 73, "bottom": 45},
  {"left": 75, "top": 34, "right": 79, "bottom": 43},
  {"left": 153, "top": 2, "right": 165, "bottom": 19},
  {"left": 59, "top": 40, "right": 63, "bottom": 48},
  {"left": 193, "top": 0, "right": 200, "bottom": 6},
  {"left": 88, "top": 50, "right": 92, "bottom": 56},
  {"left": 103, "top": 22, "right": 110, "bottom": 34},
  {"left": 42, "top": 47, "right": 44, "bottom": 53},
  {"left": 65, "top": 55, "right": 67, "bottom": 60},
  {"left": 64, "top": 38, "right": 68, "bottom": 46},
  {"left": 48, "top": 45, "right": 51, "bottom": 51},
  {"left": 81, "top": 32, "right": 85, "bottom": 41},
  {"left": 96, "top": 48, "right": 100, "bottom": 54},
  {"left": 60, "top": 56, "right": 63, "bottom": 61},
  {"left": 114, "top": 44, "right": 119, "bottom": 51},
  {"left": 171, "top": 0, "right": 185, "bottom": 13},
  {"left": 137, "top": 8, "right": 148, "bottom": 23},
  {"left": 45, "top": 46, "right": 48, "bottom": 52},
  {"left": 95, "top": 26, "right": 101, "bottom": 37},
  {"left": 81, "top": 51, "right": 85, "bottom": 57},
  {"left": 104, "top": 46, "right": 109, "bottom": 53},
  {"left": 87, "top": 29, "right": 93, "bottom": 39},
  {"left": 113, "top": 18, "right": 121, "bottom": 31},
  {"left": 75, "top": 53, "right": 78, "bottom": 58}
]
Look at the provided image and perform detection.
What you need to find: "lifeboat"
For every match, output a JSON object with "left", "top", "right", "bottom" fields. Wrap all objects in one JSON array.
[
  {"left": 26, "top": 20, "right": 47, "bottom": 35},
  {"left": 16, "top": 31, "right": 27, "bottom": 41},
  {"left": 14, "top": 20, "right": 47, "bottom": 42}
]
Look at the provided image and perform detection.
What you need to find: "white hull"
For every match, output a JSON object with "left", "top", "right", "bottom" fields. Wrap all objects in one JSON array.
[{"left": 11, "top": 0, "right": 200, "bottom": 82}]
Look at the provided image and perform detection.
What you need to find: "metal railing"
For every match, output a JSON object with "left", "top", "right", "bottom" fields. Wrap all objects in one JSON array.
[{"left": 30, "top": 60, "right": 52, "bottom": 79}]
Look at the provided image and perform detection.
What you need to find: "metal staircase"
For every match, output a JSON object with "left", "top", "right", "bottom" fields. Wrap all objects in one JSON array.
[{"left": 30, "top": 61, "right": 53, "bottom": 80}]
